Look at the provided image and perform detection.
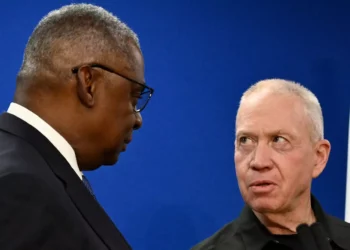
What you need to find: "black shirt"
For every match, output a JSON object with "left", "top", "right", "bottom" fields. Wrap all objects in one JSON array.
[
  {"left": 273, "top": 234, "right": 302, "bottom": 250},
  {"left": 191, "top": 195, "right": 350, "bottom": 250}
]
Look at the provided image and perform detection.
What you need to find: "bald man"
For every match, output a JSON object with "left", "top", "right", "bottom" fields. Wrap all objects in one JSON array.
[
  {"left": 0, "top": 4, "right": 154, "bottom": 250},
  {"left": 192, "top": 79, "right": 350, "bottom": 250}
]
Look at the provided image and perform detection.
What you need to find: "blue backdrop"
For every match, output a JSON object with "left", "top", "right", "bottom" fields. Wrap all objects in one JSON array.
[{"left": 1, "top": 1, "right": 349, "bottom": 249}]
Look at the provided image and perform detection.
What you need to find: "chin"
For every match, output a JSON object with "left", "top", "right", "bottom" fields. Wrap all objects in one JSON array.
[
  {"left": 103, "top": 156, "right": 120, "bottom": 166},
  {"left": 102, "top": 150, "right": 121, "bottom": 166},
  {"left": 249, "top": 197, "right": 283, "bottom": 214}
]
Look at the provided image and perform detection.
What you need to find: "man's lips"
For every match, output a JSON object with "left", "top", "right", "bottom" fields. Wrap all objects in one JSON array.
[
  {"left": 249, "top": 180, "right": 276, "bottom": 187},
  {"left": 249, "top": 180, "right": 276, "bottom": 193},
  {"left": 124, "top": 138, "right": 132, "bottom": 144},
  {"left": 121, "top": 137, "right": 132, "bottom": 152}
]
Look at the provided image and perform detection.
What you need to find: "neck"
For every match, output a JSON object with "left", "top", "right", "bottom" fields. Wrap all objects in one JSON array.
[
  {"left": 15, "top": 95, "right": 81, "bottom": 149},
  {"left": 254, "top": 195, "right": 316, "bottom": 235}
]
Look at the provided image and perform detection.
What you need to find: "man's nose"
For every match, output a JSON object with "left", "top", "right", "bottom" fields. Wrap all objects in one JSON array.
[
  {"left": 133, "top": 112, "right": 143, "bottom": 130},
  {"left": 249, "top": 143, "right": 273, "bottom": 171}
]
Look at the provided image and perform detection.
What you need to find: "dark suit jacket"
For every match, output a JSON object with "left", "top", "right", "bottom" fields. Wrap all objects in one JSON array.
[{"left": 0, "top": 112, "right": 131, "bottom": 250}]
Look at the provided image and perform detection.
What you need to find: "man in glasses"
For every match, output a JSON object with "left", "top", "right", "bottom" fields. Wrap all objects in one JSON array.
[{"left": 0, "top": 3, "right": 153, "bottom": 250}]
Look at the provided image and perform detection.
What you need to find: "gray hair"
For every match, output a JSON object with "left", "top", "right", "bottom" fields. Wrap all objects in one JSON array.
[
  {"left": 18, "top": 3, "right": 140, "bottom": 78},
  {"left": 238, "top": 78, "right": 324, "bottom": 142}
]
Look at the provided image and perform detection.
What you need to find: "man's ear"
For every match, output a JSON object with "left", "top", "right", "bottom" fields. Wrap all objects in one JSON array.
[
  {"left": 75, "top": 66, "right": 97, "bottom": 108},
  {"left": 312, "top": 139, "right": 331, "bottom": 178}
]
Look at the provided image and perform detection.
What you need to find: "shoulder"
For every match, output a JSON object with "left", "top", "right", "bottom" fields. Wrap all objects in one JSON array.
[
  {"left": 0, "top": 172, "right": 83, "bottom": 249},
  {"left": 191, "top": 220, "right": 242, "bottom": 250},
  {"left": 323, "top": 214, "right": 350, "bottom": 249},
  {"left": 0, "top": 173, "right": 57, "bottom": 216},
  {"left": 0, "top": 171, "right": 71, "bottom": 216},
  {"left": 0, "top": 129, "right": 48, "bottom": 176},
  {"left": 0, "top": 172, "right": 57, "bottom": 197},
  {"left": 326, "top": 214, "right": 350, "bottom": 234}
]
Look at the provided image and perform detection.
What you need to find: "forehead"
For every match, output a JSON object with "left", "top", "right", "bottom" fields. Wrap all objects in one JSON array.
[
  {"left": 122, "top": 45, "right": 145, "bottom": 82},
  {"left": 105, "top": 44, "right": 145, "bottom": 84},
  {"left": 236, "top": 92, "right": 309, "bottom": 136}
]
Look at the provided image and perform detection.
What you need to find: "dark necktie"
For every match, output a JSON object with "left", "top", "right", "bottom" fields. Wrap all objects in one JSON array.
[{"left": 82, "top": 175, "right": 96, "bottom": 199}]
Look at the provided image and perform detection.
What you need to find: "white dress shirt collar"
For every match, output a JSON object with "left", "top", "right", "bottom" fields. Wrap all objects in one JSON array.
[{"left": 7, "top": 102, "right": 83, "bottom": 180}]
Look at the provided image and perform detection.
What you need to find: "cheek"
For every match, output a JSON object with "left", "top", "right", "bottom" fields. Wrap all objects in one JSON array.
[
  {"left": 234, "top": 150, "right": 250, "bottom": 171},
  {"left": 277, "top": 152, "right": 314, "bottom": 189},
  {"left": 105, "top": 97, "right": 134, "bottom": 123},
  {"left": 110, "top": 113, "right": 135, "bottom": 134},
  {"left": 234, "top": 151, "right": 249, "bottom": 187},
  {"left": 98, "top": 107, "right": 134, "bottom": 138}
]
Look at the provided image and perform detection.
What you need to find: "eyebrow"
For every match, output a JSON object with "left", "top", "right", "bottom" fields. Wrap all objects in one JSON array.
[
  {"left": 235, "top": 129, "right": 296, "bottom": 140},
  {"left": 131, "top": 83, "right": 145, "bottom": 92},
  {"left": 235, "top": 130, "right": 257, "bottom": 138}
]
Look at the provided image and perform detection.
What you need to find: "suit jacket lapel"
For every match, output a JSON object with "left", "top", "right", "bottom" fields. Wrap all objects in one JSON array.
[{"left": 0, "top": 112, "right": 131, "bottom": 250}]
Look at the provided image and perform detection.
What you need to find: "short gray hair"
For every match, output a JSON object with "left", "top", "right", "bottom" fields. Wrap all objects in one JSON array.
[
  {"left": 238, "top": 78, "right": 324, "bottom": 142},
  {"left": 18, "top": 3, "right": 140, "bottom": 78}
]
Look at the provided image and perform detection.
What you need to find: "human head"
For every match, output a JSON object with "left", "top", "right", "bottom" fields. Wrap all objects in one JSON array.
[
  {"left": 14, "top": 3, "right": 154, "bottom": 170},
  {"left": 234, "top": 78, "right": 330, "bottom": 214}
]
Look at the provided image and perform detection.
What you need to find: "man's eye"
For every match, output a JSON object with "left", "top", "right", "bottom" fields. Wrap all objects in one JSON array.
[
  {"left": 132, "top": 92, "right": 142, "bottom": 99},
  {"left": 239, "top": 136, "right": 253, "bottom": 144},
  {"left": 272, "top": 136, "right": 286, "bottom": 143},
  {"left": 239, "top": 137, "right": 247, "bottom": 143}
]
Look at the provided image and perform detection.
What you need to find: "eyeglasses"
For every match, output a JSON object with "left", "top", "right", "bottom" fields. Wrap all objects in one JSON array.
[{"left": 72, "top": 63, "right": 154, "bottom": 112}]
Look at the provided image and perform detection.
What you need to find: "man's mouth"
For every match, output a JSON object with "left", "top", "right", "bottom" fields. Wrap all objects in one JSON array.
[
  {"left": 250, "top": 180, "right": 275, "bottom": 186},
  {"left": 121, "top": 137, "right": 132, "bottom": 152},
  {"left": 249, "top": 180, "right": 276, "bottom": 193}
]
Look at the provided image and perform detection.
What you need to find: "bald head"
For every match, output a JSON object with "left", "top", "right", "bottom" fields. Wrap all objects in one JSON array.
[
  {"left": 237, "top": 79, "right": 324, "bottom": 142},
  {"left": 17, "top": 3, "right": 140, "bottom": 81}
]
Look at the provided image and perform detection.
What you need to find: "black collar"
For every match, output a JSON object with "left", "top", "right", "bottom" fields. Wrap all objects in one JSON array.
[{"left": 235, "top": 195, "right": 349, "bottom": 250}]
